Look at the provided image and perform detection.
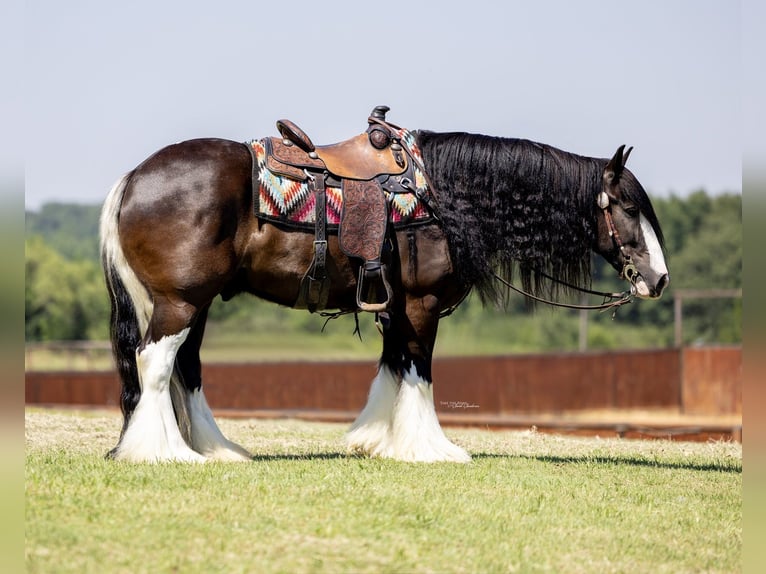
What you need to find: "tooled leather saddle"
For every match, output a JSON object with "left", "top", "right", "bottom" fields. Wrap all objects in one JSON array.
[{"left": 259, "top": 105, "right": 437, "bottom": 314}]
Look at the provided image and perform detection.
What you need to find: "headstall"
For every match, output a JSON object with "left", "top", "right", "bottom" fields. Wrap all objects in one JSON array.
[{"left": 597, "top": 191, "right": 639, "bottom": 285}]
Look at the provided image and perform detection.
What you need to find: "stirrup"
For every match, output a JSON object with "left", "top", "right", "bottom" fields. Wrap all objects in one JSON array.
[{"left": 356, "top": 263, "right": 392, "bottom": 313}]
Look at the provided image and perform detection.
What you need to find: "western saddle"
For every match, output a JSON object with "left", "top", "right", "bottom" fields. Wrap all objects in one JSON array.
[{"left": 262, "top": 105, "right": 433, "bottom": 314}]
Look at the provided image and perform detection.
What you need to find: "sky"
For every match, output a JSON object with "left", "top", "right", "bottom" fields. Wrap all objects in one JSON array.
[{"left": 19, "top": 0, "right": 742, "bottom": 210}]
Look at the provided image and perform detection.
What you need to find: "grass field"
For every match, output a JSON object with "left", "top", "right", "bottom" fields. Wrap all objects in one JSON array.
[{"left": 25, "top": 408, "right": 741, "bottom": 573}]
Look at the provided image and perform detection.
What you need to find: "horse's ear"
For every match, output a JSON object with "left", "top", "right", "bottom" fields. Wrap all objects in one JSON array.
[
  {"left": 622, "top": 145, "right": 633, "bottom": 166},
  {"left": 603, "top": 144, "right": 627, "bottom": 186}
]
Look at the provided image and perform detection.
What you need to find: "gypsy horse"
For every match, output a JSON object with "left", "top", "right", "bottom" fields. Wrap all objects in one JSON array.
[{"left": 100, "top": 108, "right": 669, "bottom": 463}]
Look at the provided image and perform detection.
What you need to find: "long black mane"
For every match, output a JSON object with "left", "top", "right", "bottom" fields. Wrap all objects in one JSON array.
[{"left": 416, "top": 131, "right": 615, "bottom": 305}]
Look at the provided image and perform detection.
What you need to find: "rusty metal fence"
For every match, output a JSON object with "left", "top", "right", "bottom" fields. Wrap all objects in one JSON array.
[{"left": 26, "top": 346, "right": 741, "bottom": 442}]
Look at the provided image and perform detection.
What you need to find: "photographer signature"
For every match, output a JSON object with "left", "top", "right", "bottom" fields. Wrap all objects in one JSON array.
[{"left": 439, "top": 401, "right": 479, "bottom": 410}]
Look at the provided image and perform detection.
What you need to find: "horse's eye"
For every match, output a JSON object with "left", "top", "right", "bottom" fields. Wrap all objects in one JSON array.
[{"left": 624, "top": 205, "right": 639, "bottom": 217}]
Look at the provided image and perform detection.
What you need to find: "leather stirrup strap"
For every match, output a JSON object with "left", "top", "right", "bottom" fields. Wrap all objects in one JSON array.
[
  {"left": 303, "top": 172, "right": 329, "bottom": 312},
  {"left": 311, "top": 172, "right": 327, "bottom": 276}
]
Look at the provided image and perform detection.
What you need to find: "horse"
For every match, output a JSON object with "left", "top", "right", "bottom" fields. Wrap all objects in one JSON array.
[{"left": 100, "top": 109, "right": 669, "bottom": 463}]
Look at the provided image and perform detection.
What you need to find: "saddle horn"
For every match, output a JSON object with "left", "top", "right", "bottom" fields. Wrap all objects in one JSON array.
[{"left": 367, "top": 105, "right": 393, "bottom": 149}]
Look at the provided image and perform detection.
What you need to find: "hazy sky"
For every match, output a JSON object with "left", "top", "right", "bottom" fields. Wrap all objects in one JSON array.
[{"left": 23, "top": 0, "right": 741, "bottom": 210}]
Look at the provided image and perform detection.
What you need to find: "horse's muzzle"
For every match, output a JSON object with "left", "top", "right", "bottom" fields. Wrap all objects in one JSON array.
[{"left": 633, "top": 272, "right": 669, "bottom": 299}]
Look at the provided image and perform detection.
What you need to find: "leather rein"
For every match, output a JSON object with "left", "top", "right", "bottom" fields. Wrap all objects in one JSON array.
[{"left": 488, "top": 190, "right": 637, "bottom": 315}]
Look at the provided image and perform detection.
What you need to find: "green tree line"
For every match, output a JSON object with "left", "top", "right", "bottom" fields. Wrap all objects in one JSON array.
[{"left": 25, "top": 191, "right": 741, "bottom": 349}]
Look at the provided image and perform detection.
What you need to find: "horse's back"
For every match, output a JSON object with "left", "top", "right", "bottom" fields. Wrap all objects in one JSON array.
[
  {"left": 118, "top": 138, "right": 254, "bottom": 298},
  {"left": 124, "top": 138, "right": 252, "bottom": 209}
]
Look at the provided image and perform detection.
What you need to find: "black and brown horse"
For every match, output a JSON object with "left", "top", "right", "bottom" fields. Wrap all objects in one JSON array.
[{"left": 100, "top": 113, "right": 668, "bottom": 463}]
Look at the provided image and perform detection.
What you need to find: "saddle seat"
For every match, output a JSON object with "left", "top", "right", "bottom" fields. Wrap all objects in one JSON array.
[
  {"left": 316, "top": 133, "right": 406, "bottom": 180},
  {"left": 271, "top": 109, "right": 408, "bottom": 181}
]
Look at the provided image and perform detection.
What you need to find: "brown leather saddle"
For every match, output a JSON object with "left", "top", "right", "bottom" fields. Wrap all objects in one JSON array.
[{"left": 263, "top": 105, "right": 424, "bottom": 313}]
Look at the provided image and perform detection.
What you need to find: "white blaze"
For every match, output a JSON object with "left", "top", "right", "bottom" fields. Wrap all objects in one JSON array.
[{"left": 640, "top": 214, "right": 668, "bottom": 277}]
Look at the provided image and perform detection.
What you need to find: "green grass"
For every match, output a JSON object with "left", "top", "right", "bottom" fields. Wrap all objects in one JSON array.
[{"left": 26, "top": 409, "right": 741, "bottom": 573}]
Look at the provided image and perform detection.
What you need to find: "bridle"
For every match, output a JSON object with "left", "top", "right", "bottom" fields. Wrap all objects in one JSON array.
[
  {"left": 488, "top": 190, "right": 639, "bottom": 315},
  {"left": 597, "top": 190, "right": 639, "bottom": 285}
]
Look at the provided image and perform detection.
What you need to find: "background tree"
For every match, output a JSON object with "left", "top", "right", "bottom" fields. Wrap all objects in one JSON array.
[{"left": 25, "top": 236, "right": 108, "bottom": 340}]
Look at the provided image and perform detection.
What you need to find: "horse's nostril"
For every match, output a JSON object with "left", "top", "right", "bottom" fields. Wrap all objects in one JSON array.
[{"left": 656, "top": 273, "right": 669, "bottom": 295}]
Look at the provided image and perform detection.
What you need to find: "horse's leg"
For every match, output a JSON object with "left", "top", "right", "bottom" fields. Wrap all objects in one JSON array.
[
  {"left": 346, "top": 294, "right": 471, "bottom": 463},
  {"left": 111, "top": 295, "right": 207, "bottom": 463},
  {"left": 344, "top": 361, "right": 400, "bottom": 458},
  {"left": 173, "top": 306, "right": 252, "bottom": 461}
]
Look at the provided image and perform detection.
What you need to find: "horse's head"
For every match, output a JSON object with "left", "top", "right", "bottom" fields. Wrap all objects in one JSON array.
[{"left": 594, "top": 145, "right": 669, "bottom": 299}]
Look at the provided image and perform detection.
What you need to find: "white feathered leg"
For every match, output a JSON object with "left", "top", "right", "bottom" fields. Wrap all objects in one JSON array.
[
  {"left": 346, "top": 364, "right": 399, "bottom": 457},
  {"left": 188, "top": 388, "right": 252, "bottom": 461},
  {"left": 112, "top": 329, "right": 206, "bottom": 463},
  {"left": 347, "top": 363, "right": 471, "bottom": 463}
]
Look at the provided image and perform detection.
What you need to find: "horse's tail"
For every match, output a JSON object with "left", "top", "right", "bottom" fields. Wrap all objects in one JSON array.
[
  {"left": 99, "top": 173, "right": 149, "bottom": 436},
  {"left": 100, "top": 174, "right": 193, "bottom": 452}
]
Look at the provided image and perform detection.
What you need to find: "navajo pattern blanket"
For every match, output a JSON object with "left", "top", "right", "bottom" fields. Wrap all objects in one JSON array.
[{"left": 250, "top": 128, "right": 433, "bottom": 229}]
